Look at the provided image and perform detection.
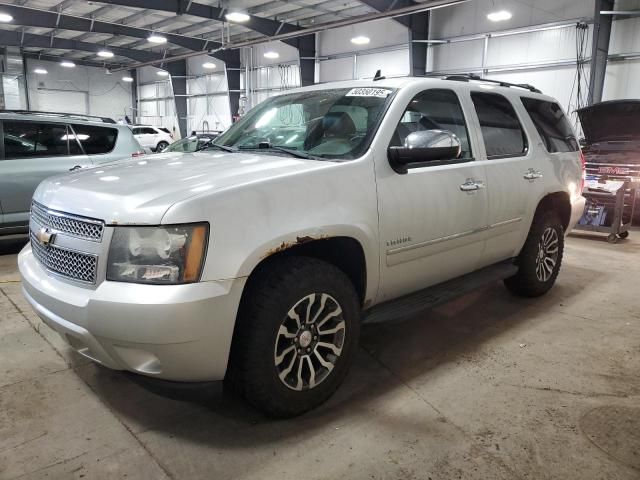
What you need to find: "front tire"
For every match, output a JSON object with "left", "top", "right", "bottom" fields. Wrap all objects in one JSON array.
[
  {"left": 505, "top": 210, "right": 564, "bottom": 297},
  {"left": 226, "top": 257, "right": 361, "bottom": 418}
]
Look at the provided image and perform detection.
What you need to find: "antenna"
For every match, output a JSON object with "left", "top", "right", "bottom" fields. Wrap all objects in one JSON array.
[{"left": 373, "top": 69, "right": 385, "bottom": 81}]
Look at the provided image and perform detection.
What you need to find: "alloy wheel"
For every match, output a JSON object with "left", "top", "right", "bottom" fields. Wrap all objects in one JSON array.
[
  {"left": 274, "top": 293, "right": 346, "bottom": 391},
  {"left": 535, "top": 226, "right": 559, "bottom": 282}
]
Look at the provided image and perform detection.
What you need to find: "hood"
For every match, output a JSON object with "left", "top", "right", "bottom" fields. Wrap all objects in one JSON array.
[
  {"left": 578, "top": 100, "right": 640, "bottom": 144},
  {"left": 34, "top": 151, "right": 331, "bottom": 225}
]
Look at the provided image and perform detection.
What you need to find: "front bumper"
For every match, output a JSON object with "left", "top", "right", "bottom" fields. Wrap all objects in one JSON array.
[{"left": 19, "top": 244, "right": 246, "bottom": 381}]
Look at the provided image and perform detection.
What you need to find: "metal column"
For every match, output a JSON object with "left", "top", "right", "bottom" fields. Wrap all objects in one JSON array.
[
  {"left": 167, "top": 60, "right": 188, "bottom": 138},
  {"left": 588, "top": 0, "right": 614, "bottom": 105},
  {"left": 225, "top": 49, "right": 241, "bottom": 122},
  {"left": 408, "top": 11, "right": 429, "bottom": 76}
]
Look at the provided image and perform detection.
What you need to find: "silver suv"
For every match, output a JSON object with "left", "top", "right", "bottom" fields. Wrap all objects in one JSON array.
[
  {"left": 0, "top": 111, "right": 144, "bottom": 237},
  {"left": 19, "top": 77, "right": 586, "bottom": 417}
]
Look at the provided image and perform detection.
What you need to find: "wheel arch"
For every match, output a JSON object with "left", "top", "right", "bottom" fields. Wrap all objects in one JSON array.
[
  {"left": 535, "top": 191, "right": 572, "bottom": 231},
  {"left": 243, "top": 235, "right": 369, "bottom": 307}
]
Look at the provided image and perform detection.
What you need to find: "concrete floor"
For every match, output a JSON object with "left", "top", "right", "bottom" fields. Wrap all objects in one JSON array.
[{"left": 0, "top": 233, "right": 639, "bottom": 480}]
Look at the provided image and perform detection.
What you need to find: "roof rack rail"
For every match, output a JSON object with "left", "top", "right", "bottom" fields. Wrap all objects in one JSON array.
[
  {"left": 1, "top": 110, "right": 116, "bottom": 124},
  {"left": 437, "top": 73, "right": 542, "bottom": 94}
]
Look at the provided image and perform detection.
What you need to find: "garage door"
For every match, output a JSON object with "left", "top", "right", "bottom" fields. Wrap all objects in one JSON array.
[{"left": 38, "top": 89, "right": 89, "bottom": 115}]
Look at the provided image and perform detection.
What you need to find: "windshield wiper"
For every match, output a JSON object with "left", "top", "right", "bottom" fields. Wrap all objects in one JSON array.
[
  {"left": 238, "top": 145, "right": 320, "bottom": 160},
  {"left": 204, "top": 144, "right": 237, "bottom": 153}
]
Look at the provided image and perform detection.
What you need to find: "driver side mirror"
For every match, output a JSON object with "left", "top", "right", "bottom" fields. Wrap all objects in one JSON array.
[{"left": 388, "top": 129, "right": 462, "bottom": 174}]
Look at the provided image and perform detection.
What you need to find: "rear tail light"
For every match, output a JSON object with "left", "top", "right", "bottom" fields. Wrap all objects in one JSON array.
[
  {"left": 132, "top": 150, "right": 145, "bottom": 157},
  {"left": 579, "top": 150, "right": 586, "bottom": 192}
]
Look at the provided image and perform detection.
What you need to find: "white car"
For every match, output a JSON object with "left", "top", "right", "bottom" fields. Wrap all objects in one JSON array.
[
  {"left": 19, "top": 76, "right": 586, "bottom": 417},
  {"left": 131, "top": 125, "right": 173, "bottom": 152}
]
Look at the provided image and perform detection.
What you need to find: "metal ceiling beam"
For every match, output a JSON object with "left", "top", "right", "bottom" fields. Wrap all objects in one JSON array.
[
  {"left": 92, "top": 0, "right": 304, "bottom": 47},
  {"left": 0, "top": 29, "right": 163, "bottom": 63},
  {"left": 357, "top": 0, "right": 417, "bottom": 27},
  {"left": 109, "top": 0, "right": 468, "bottom": 72},
  {"left": 22, "top": 52, "right": 128, "bottom": 69},
  {"left": 0, "top": 4, "right": 216, "bottom": 52}
]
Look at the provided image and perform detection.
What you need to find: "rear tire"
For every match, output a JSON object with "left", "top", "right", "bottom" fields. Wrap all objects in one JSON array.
[
  {"left": 618, "top": 231, "right": 629, "bottom": 240},
  {"left": 156, "top": 141, "right": 169, "bottom": 152},
  {"left": 505, "top": 210, "right": 564, "bottom": 297},
  {"left": 225, "top": 257, "right": 360, "bottom": 418}
]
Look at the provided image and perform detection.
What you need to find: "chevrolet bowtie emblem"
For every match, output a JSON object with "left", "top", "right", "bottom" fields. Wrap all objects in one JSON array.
[{"left": 36, "top": 227, "right": 55, "bottom": 247}]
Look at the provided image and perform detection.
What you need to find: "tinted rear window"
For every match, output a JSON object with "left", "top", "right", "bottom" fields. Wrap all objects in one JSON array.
[
  {"left": 521, "top": 97, "right": 579, "bottom": 152},
  {"left": 71, "top": 124, "right": 118, "bottom": 154},
  {"left": 3, "top": 121, "right": 69, "bottom": 159},
  {"left": 471, "top": 92, "right": 527, "bottom": 158}
]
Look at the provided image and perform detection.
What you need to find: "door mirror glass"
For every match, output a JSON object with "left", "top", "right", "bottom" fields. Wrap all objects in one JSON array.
[{"left": 388, "top": 129, "right": 462, "bottom": 173}]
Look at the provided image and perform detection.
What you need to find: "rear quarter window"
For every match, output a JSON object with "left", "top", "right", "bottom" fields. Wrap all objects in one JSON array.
[
  {"left": 521, "top": 97, "right": 579, "bottom": 152},
  {"left": 71, "top": 124, "right": 118, "bottom": 154}
]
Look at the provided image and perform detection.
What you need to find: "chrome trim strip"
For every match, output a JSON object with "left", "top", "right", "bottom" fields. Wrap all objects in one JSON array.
[
  {"left": 386, "top": 217, "right": 523, "bottom": 256},
  {"left": 387, "top": 227, "right": 487, "bottom": 256},
  {"left": 488, "top": 217, "right": 522, "bottom": 229}
]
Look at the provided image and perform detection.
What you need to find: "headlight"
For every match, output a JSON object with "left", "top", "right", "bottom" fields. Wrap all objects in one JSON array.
[{"left": 107, "top": 224, "right": 208, "bottom": 284}]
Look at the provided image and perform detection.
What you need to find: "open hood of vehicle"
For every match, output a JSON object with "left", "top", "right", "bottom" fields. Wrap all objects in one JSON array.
[
  {"left": 578, "top": 100, "right": 640, "bottom": 144},
  {"left": 33, "top": 151, "right": 331, "bottom": 225}
]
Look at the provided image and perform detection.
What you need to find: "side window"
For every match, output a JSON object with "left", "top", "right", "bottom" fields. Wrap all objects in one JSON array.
[
  {"left": 143, "top": 127, "right": 157, "bottom": 135},
  {"left": 132, "top": 128, "right": 142, "bottom": 135},
  {"left": 471, "top": 92, "right": 527, "bottom": 158},
  {"left": 390, "top": 89, "right": 472, "bottom": 159},
  {"left": 520, "top": 97, "right": 579, "bottom": 152},
  {"left": 71, "top": 124, "right": 118, "bottom": 155},
  {"left": 3, "top": 121, "right": 69, "bottom": 159},
  {"left": 66, "top": 125, "right": 84, "bottom": 155}
]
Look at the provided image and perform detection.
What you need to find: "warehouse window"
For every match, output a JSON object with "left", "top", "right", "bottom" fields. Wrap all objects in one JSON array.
[
  {"left": 71, "top": 124, "right": 118, "bottom": 154},
  {"left": 3, "top": 121, "right": 69, "bottom": 159},
  {"left": 390, "top": 89, "right": 472, "bottom": 159},
  {"left": 471, "top": 92, "right": 528, "bottom": 158},
  {"left": 521, "top": 97, "right": 579, "bottom": 152}
]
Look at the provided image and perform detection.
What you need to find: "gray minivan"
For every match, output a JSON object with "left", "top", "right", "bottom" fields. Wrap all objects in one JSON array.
[{"left": 0, "top": 111, "right": 144, "bottom": 237}]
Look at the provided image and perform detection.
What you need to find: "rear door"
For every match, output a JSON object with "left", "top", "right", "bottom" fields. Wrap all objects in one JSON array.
[
  {"left": 0, "top": 120, "right": 89, "bottom": 228},
  {"left": 467, "top": 91, "right": 544, "bottom": 266}
]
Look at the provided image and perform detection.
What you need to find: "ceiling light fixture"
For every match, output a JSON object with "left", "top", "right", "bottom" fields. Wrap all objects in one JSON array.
[
  {"left": 148, "top": 34, "right": 167, "bottom": 44},
  {"left": 0, "top": 13, "right": 13, "bottom": 22},
  {"left": 202, "top": 62, "right": 216, "bottom": 69},
  {"left": 225, "top": 11, "right": 250, "bottom": 22},
  {"left": 487, "top": 10, "right": 512, "bottom": 22},
  {"left": 157, "top": 70, "right": 169, "bottom": 76},
  {"left": 350, "top": 35, "right": 370, "bottom": 45},
  {"left": 60, "top": 61, "right": 75, "bottom": 68},
  {"left": 34, "top": 68, "right": 48, "bottom": 74},
  {"left": 122, "top": 76, "right": 134, "bottom": 82},
  {"left": 97, "top": 50, "right": 114, "bottom": 58},
  {"left": 263, "top": 51, "right": 279, "bottom": 59}
]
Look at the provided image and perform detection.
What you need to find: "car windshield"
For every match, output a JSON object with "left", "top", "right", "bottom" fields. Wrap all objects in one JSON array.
[
  {"left": 164, "top": 136, "right": 211, "bottom": 153},
  {"left": 213, "top": 87, "right": 396, "bottom": 160}
]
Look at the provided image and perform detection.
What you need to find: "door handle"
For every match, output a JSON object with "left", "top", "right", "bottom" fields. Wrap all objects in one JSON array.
[
  {"left": 523, "top": 168, "right": 543, "bottom": 180},
  {"left": 69, "top": 165, "right": 83, "bottom": 172},
  {"left": 460, "top": 179, "right": 484, "bottom": 192}
]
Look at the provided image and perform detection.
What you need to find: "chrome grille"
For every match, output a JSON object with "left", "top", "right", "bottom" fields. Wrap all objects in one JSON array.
[
  {"left": 30, "top": 233, "right": 98, "bottom": 284},
  {"left": 31, "top": 201, "right": 104, "bottom": 241}
]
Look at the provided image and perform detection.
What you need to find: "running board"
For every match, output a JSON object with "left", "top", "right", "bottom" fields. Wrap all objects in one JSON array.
[{"left": 364, "top": 260, "right": 518, "bottom": 324}]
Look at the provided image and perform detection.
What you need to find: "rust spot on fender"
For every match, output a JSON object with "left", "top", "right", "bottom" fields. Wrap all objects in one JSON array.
[{"left": 261, "top": 235, "right": 329, "bottom": 259}]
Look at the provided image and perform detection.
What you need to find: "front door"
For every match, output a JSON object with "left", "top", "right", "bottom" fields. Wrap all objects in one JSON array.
[
  {"left": 0, "top": 120, "right": 89, "bottom": 229},
  {"left": 375, "top": 88, "right": 489, "bottom": 301}
]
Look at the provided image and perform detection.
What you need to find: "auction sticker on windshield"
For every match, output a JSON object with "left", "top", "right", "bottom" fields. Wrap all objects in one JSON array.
[{"left": 345, "top": 88, "right": 392, "bottom": 98}]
